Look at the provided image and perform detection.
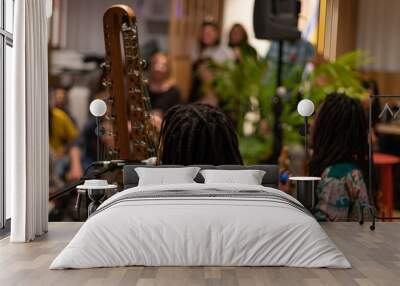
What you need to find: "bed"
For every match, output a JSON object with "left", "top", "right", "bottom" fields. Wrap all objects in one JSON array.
[{"left": 50, "top": 165, "right": 351, "bottom": 269}]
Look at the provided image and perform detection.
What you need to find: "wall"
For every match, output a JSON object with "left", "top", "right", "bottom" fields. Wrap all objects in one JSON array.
[
  {"left": 318, "top": 0, "right": 358, "bottom": 60},
  {"left": 317, "top": 0, "right": 400, "bottom": 95},
  {"left": 61, "top": 0, "right": 170, "bottom": 55},
  {"left": 168, "top": 0, "right": 225, "bottom": 101},
  {"left": 222, "top": 0, "right": 320, "bottom": 57}
]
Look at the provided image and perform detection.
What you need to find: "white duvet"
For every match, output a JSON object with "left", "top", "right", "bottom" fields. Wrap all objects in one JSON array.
[{"left": 50, "top": 183, "right": 351, "bottom": 269}]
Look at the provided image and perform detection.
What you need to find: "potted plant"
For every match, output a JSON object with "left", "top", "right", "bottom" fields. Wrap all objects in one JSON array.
[{"left": 212, "top": 50, "right": 369, "bottom": 164}]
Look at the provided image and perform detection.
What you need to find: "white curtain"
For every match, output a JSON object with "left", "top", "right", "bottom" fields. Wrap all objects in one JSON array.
[{"left": 7, "top": 0, "right": 49, "bottom": 242}]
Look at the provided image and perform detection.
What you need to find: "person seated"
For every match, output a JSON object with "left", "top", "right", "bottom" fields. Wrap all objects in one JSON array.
[
  {"left": 361, "top": 79, "right": 381, "bottom": 150},
  {"left": 362, "top": 79, "right": 381, "bottom": 128},
  {"left": 49, "top": 84, "right": 79, "bottom": 168},
  {"left": 66, "top": 118, "right": 116, "bottom": 182},
  {"left": 49, "top": 106, "right": 78, "bottom": 161},
  {"left": 157, "top": 103, "right": 243, "bottom": 165},
  {"left": 189, "top": 58, "right": 219, "bottom": 107},
  {"left": 48, "top": 104, "right": 79, "bottom": 220},
  {"left": 189, "top": 21, "right": 234, "bottom": 105},
  {"left": 148, "top": 52, "right": 181, "bottom": 116},
  {"left": 228, "top": 23, "right": 258, "bottom": 61},
  {"left": 309, "top": 93, "right": 370, "bottom": 222},
  {"left": 266, "top": 38, "right": 314, "bottom": 83},
  {"left": 52, "top": 87, "right": 69, "bottom": 111},
  {"left": 192, "top": 20, "right": 234, "bottom": 64}
]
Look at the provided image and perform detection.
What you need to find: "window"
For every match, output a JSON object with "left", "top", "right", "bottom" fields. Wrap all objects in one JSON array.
[
  {"left": 5, "top": 0, "right": 13, "bottom": 33},
  {"left": 1, "top": 0, "right": 14, "bottom": 229}
]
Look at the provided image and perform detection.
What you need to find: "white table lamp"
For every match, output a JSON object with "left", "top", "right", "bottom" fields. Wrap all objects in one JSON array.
[
  {"left": 89, "top": 99, "right": 107, "bottom": 161},
  {"left": 90, "top": 99, "right": 107, "bottom": 117},
  {"left": 297, "top": 99, "right": 315, "bottom": 161}
]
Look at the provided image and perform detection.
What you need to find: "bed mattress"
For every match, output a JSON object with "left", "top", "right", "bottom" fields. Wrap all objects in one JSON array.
[{"left": 50, "top": 183, "right": 351, "bottom": 269}]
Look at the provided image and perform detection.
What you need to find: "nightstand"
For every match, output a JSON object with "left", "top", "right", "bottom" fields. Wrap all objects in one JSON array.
[
  {"left": 76, "top": 180, "right": 117, "bottom": 216},
  {"left": 289, "top": 176, "right": 321, "bottom": 211}
]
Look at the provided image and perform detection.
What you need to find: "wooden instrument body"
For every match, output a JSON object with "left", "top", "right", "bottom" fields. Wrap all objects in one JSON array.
[{"left": 103, "top": 5, "right": 156, "bottom": 161}]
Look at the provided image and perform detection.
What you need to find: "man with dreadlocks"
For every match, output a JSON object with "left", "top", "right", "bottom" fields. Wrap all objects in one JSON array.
[
  {"left": 157, "top": 103, "right": 243, "bottom": 165},
  {"left": 310, "top": 93, "right": 370, "bottom": 222}
]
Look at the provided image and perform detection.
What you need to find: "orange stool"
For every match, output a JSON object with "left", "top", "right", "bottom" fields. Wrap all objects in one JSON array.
[{"left": 373, "top": 152, "right": 400, "bottom": 218}]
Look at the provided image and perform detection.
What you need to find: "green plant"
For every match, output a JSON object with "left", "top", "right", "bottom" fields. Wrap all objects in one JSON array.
[
  {"left": 211, "top": 50, "right": 369, "bottom": 164},
  {"left": 302, "top": 50, "right": 370, "bottom": 104},
  {"left": 212, "top": 56, "right": 275, "bottom": 164}
]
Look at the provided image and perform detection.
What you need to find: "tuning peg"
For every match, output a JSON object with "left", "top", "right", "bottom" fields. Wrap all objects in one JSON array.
[
  {"left": 100, "top": 62, "right": 110, "bottom": 70},
  {"left": 108, "top": 149, "right": 119, "bottom": 156},
  {"left": 105, "top": 96, "right": 114, "bottom": 103},
  {"left": 104, "top": 114, "right": 116, "bottom": 121},
  {"left": 102, "top": 79, "right": 112, "bottom": 88},
  {"left": 134, "top": 140, "right": 147, "bottom": 146},
  {"left": 140, "top": 59, "right": 148, "bottom": 70}
]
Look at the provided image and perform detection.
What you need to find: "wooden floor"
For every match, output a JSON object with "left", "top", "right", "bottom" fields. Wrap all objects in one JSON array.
[{"left": 0, "top": 222, "right": 399, "bottom": 286}]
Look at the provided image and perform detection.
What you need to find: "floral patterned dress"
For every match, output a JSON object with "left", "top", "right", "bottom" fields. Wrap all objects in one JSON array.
[{"left": 313, "top": 163, "right": 369, "bottom": 222}]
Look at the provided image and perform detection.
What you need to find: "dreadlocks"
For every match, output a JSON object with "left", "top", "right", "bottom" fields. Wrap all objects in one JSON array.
[
  {"left": 309, "top": 93, "right": 369, "bottom": 178},
  {"left": 158, "top": 103, "right": 243, "bottom": 165}
]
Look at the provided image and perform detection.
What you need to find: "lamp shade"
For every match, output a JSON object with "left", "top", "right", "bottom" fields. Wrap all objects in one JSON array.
[
  {"left": 297, "top": 99, "right": 315, "bottom": 117},
  {"left": 89, "top": 99, "right": 107, "bottom": 117}
]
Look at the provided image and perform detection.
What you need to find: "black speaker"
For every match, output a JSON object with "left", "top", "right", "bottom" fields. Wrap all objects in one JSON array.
[{"left": 253, "top": 0, "right": 301, "bottom": 41}]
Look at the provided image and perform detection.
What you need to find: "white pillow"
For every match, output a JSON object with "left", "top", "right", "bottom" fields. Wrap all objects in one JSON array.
[
  {"left": 135, "top": 167, "right": 201, "bottom": 186},
  {"left": 200, "top": 169, "right": 266, "bottom": 185}
]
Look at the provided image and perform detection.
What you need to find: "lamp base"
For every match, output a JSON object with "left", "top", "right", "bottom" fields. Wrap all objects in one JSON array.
[{"left": 290, "top": 176, "right": 321, "bottom": 212}]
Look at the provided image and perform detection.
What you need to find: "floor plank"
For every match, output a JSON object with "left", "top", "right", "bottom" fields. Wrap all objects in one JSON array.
[{"left": 0, "top": 222, "right": 399, "bottom": 286}]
